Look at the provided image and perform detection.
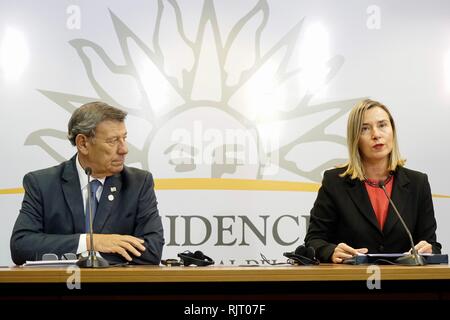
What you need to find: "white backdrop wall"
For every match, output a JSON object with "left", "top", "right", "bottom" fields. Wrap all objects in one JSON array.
[{"left": 0, "top": 0, "right": 449, "bottom": 266}]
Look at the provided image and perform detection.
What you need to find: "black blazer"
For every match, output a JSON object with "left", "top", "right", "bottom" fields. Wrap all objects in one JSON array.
[
  {"left": 305, "top": 166, "right": 441, "bottom": 262},
  {"left": 10, "top": 156, "right": 164, "bottom": 265}
]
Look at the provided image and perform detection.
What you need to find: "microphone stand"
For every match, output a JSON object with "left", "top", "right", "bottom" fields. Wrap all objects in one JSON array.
[
  {"left": 379, "top": 182, "right": 425, "bottom": 266},
  {"left": 77, "top": 167, "right": 109, "bottom": 268}
]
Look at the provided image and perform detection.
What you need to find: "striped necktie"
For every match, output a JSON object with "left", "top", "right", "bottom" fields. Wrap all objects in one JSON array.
[{"left": 85, "top": 179, "right": 101, "bottom": 233}]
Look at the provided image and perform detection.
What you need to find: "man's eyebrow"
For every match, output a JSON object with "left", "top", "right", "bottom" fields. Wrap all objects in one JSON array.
[{"left": 106, "top": 132, "right": 127, "bottom": 138}]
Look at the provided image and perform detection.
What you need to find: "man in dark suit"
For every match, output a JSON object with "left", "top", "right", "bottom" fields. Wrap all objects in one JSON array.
[
  {"left": 10, "top": 102, "right": 164, "bottom": 265},
  {"left": 305, "top": 99, "right": 441, "bottom": 263}
]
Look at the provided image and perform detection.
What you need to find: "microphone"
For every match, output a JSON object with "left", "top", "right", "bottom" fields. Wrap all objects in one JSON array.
[
  {"left": 378, "top": 181, "right": 425, "bottom": 266},
  {"left": 84, "top": 167, "right": 92, "bottom": 176},
  {"left": 76, "top": 167, "right": 109, "bottom": 268}
]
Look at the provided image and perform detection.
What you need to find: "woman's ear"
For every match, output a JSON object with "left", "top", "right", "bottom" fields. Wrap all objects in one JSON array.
[{"left": 75, "top": 134, "right": 89, "bottom": 155}]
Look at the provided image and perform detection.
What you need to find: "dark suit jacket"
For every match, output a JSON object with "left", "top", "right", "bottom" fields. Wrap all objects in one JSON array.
[
  {"left": 10, "top": 155, "right": 164, "bottom": 265},
  {"left": 305, "top": 166, "right": 441, "bottom": 262}
]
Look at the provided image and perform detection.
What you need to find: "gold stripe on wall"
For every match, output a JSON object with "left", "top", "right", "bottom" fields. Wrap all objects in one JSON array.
[
  {"left": 0, "top": 188, "right": 24, "bottom": 195},
  {"left": 155, "top": 178, "right": 321, "bottom": 192},
  {"left": 433, "top": 194, "right": 450, "bottom": 199}
]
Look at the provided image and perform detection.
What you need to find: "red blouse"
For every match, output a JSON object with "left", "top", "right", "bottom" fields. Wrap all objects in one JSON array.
[{"left": 364, "top": 176, "right": 394, "bottom": 231}]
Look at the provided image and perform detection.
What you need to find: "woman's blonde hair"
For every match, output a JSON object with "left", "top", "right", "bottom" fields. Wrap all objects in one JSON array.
[{"left": 340, "top": 99, "right": 405, "bottom": 180}]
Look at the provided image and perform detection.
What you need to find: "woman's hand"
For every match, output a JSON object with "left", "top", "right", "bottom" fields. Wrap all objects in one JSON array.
[
  {"left": 331, "top": 243, "right": 368, "bottom": 263},
  {"left": 414, "top": 240, "right": 432, "bottom": 254}
]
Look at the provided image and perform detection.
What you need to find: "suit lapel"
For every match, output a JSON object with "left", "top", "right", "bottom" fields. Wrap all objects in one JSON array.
[
  {"left": 61, "top": 156, "right": 85, "bottom": 233},
  {"left": 382, "top": 168, "right": 410, "bottom": 236},
  {"left": 346, "top": 178, "right": 383, "bottom": 234},
  {"left": 94, "top": 173, "right": 122, "bottom": 232}
]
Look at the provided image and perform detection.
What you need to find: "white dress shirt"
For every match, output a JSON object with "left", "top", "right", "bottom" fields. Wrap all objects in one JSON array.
[{"left": 75, "top": 155, "right": 105, "bottom": 254}]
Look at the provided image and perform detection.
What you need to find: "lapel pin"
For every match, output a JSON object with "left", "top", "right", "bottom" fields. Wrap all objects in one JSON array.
[
  {"left": 108, "top": 194, "right": 114, "bottom": 201},
  {"left": 110, "top": 187, "right": 116, "bottom": 192}
]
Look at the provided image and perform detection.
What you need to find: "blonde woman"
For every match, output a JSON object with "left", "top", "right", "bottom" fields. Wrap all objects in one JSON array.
[{"left": 305, "top": 99, "right": 441, "bottom": 263}]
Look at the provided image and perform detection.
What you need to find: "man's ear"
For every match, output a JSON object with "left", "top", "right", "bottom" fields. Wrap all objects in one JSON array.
[{"left": 75, "top": 134, "right": 89, "bottom": 155}]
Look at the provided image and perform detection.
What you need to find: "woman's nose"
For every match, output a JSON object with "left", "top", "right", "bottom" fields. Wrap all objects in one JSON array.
[{"left": 372, "top": 127, "right": 381, "bottom": 139}]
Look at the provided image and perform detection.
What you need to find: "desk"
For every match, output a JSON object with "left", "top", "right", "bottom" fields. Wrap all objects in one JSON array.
[
  {"left": 1, "top": 265, "right": 449, "bottom": 315},
  {"left": 2, "top": 264, "right": 450, "bottom": 282}
]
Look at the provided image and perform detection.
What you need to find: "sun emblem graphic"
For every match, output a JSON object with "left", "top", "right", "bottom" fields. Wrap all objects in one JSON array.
[{"left": 26, "top": 0, "right": 362, "bottom": 183}]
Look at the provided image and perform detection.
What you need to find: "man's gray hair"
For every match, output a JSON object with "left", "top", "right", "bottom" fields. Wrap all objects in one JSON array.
[{"left": 68, "top": 101, "right": 127, "bottom": 146}]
